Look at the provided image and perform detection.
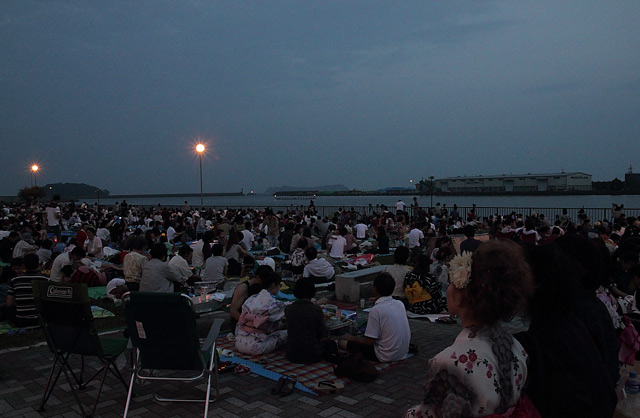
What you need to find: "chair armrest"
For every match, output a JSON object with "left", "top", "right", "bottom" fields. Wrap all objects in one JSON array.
[{"left": 202, "top": 318, "right": 224, "bottom": 352}]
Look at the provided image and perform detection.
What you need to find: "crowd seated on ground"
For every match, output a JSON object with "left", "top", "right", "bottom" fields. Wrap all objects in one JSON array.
[{"left": 0, "top": 198, "right": 639, "bottom": 415}]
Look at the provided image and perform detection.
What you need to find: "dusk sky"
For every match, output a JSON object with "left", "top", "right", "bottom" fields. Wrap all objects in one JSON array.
[{"left": 2, "top": 1, "right": 639, "bottom": 196}]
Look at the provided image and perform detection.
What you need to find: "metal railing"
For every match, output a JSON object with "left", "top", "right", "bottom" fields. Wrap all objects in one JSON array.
[{"left": 196, "top": 205, "right": 639, "bottom": 222}]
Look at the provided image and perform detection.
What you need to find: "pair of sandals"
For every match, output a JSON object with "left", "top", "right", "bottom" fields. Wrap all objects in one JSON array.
[
  {"left": 232, "top": 364, "right": 251, "bottom": 375},
  {"left": 272, "top": 376, "right": 296, "bottom": 396},
  {"left": 217, "top": 361, "right": 234, "bottom": 374},
  {"left": 435, "top": 316, "right": 456, "bottom": 325},
  {"left": 314, "top": 380, "right": 344, "bottom": 395}
]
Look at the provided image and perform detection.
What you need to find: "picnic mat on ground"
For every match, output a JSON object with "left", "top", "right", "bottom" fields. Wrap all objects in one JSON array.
[
  {"left": 91, "top": 305, "right": 115, "bottom": 318},
  {"left": 0, "top": 305, "right": 113, "bottom": 335},
  {"left": 216, "top": 337, "right": 411, "bottom": 396},
  {"left": 88, "top": 286, "right": 108, "bottom": 300},
  {"left": 0, "top": 321, "right": 40, "bottom": 335}
]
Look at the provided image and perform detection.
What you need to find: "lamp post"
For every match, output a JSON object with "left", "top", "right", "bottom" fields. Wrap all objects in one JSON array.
[
  {"left": 31, "top": 164, "right": 39, "bottom": 187},
  {"left": 429, "top": 176, "right": 435, "bottom": 209},
  {"left": 195, "top": 144, "right": 205, "bottom": 209}
]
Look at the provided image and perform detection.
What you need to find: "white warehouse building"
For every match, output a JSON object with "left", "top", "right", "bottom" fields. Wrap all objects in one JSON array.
[{"left": 435, "top": 172, "right": 592, "bottom": 193}]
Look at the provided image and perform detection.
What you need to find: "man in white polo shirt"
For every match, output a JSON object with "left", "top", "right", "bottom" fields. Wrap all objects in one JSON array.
[
  {"left": 302, "top": 247, "right": 335, "bottom": 283},
  {"left": 339, "top": 272, "right": 410, "bottom": 362},
  {"left": 408, "top": 221, "right": 425, "bottom": 262}
]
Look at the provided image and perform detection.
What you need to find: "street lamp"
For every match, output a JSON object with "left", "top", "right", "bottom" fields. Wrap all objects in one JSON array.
[
  {"left": 429, "top": 176, "right": 435, "bottom": 209},
  {"left": 195, "top": 144, "right": 205, "bottom": 209},
  {"left": 31, "top": 164, "right": 39, "bottom": 186}
]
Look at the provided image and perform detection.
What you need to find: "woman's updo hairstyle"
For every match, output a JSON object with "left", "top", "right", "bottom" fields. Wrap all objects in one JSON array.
[
  {"left": 460, "top": 240, "right": 534, "bottom": 326},
  {"left": 260, "top": 272, "right": 282, "bottom": 290}
]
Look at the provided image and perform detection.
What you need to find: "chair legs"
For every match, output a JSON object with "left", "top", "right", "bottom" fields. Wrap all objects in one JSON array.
[
  {"left": 122, "top": 369, "right": 137, "bottom": 418},
  {"left": 38, "top": 352, "right": 82, "bottom": 412},
  {"left": 125, "top": 365, "right": 219, "bottom": 417},
  {"left": 39, "top": 351, "right": 90, "bottom": 416},
  {"left": 39, "top": 351, "right": 128, "bottom": 417}
]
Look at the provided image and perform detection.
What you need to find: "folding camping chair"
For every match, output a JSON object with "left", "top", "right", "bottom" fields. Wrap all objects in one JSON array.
[
  {"left": 122, "top": 292, "right": 223, "bottom": 418},
  {"left": 32, "top": 281, "right": 128, "bottom": 418}
]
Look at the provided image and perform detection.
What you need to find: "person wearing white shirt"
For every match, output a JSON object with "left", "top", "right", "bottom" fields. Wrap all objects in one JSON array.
[
  {"left": 166, "top": 222, "right": 176, "bottom": 243},
  {"left": 408, "top": 225, "right": 425, "bottom": 249},
  {"left": 83, "top": 227, "right": 103, "bottom": 259},
  {"left": 408, "top": 223, "right": 425, "bottom": 262},
  {"left": 327, "top": 227, "right": 347, "bottom": 259},
  {"left": 169, "top": 245, "right": 198, "bottom": 284},
  {"left": 241, "top": 222, "right": 255, "bottom": 250},
  {"left": 339, "top": 273, "right": 410, "bottom": 362},
  {"left": 355, "top": 222, "right": 368, "bottom": 240},
  {"left": 49, "top": 247, "right": 89, "bottom": 282},
  {"left": 302, "top": 247, "right": 335, "bottom": 283},
  {"left": 96, "top": 222, "right": 111, "bottom": 244},
  {"left": 192, "top": 230, "right": 214, "bottom": 269},
  {"left": 12, "top": 239, "right": 39, "bottom": 259}
]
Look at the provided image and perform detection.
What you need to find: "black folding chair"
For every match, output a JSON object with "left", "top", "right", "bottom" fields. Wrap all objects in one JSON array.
[
  {"left": 122, "top": 292, "right": 223, "bottom": 418},
  {"left": 32, "top": 281, "right": 129, "bottom": 417}
]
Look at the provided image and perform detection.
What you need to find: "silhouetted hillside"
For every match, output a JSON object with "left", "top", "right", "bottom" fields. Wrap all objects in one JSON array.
[{"left": 44, "top": 183, "right": 110, "bottom": 200}]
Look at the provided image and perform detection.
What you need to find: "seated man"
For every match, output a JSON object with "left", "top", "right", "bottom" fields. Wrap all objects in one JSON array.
[
  {"left": 49, "top": 246, "right": 90, "bottom": 282},
  {"left": 202, "top": 243, "right": 228, "bottom": 290},
  {"left": 339, "top": 272, "right": 410, "bottom": 362},
  {"left": 459, "top": 224, "right": 482, "bottom": 253},
  {"left": 383, "top": 245, "right": 410, "bottom": 301},
  {"left": 303, "top": 247, "right": 335, "bottom": 283},
  {"left": 12, "top": 235, "right": 39, "bottom": 259},
  {"left": 5, "top": 253, "right": 49, "bottom": 327},
  {"left": 327, "top": 227, "right": 347, "bottom": 259},
  {"left": 168, "top": 244, "right": 200, "bottom": 285},
  {"left": 123, "top": 237, "right": 148, "bottom": 291},
  {"left": 139, "top": 243, "right": 183, "bottom": 293}
]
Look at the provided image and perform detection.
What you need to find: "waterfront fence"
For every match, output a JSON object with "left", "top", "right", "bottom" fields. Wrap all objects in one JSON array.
[{"left": 197, "top": 205, "right": 638, "bottom": 223}]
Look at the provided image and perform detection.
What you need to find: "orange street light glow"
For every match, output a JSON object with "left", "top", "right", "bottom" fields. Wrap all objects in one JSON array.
[
  {"left": 31, "top": 164, "right": 39, "bottom": 172},
  {"left": 196, "top": 144, "right": 205, "bottom": 153}
]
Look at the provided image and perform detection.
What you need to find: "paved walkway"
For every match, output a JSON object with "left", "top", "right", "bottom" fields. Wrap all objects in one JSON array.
[{"left": 0, "top": 316, "right": 477, "bottom": 418}]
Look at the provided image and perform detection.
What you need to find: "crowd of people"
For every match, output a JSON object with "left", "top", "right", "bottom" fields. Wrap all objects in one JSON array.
[{"left": 1, "top": 196, "right": 640, "bottom": 416}]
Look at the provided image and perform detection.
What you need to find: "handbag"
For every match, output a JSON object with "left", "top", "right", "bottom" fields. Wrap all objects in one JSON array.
[{"left": 334, "top": 352, "right": 379, "bottom": 383}]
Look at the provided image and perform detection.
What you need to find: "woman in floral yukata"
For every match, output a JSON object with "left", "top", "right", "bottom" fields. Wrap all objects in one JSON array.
[
  {"left": 405, "top": 241, "right": 538, "bottom": 418},
  {"left": 235, "top": 272, "right": 288, "bottom": 356}
]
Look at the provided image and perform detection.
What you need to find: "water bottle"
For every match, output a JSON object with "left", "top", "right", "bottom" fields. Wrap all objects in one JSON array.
[{"left": 625, "top": 371, "right": 640, "bottom": 395}]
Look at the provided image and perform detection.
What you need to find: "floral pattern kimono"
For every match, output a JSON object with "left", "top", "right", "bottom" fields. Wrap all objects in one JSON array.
[
  {"left": 235, "top": 289, "right": 288, "bottom": 355},
  {"left": 405, "top": 324, "right": 528, "bottom": 418}
]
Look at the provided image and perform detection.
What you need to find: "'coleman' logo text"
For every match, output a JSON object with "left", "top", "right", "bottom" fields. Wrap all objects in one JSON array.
[{"left": 47, "top": 286, "right": 73, "bottom": 299}]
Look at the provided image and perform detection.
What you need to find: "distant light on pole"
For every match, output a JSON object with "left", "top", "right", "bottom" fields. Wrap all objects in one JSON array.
[
  {"left": 196, "top": 144, "right": 205, "bottom": 209},
  {"left": 429, "top": 176, "right": 435, "bottom": 208},
  {"left": 31, "top": 164, "right": 39, "bottom": 186}
]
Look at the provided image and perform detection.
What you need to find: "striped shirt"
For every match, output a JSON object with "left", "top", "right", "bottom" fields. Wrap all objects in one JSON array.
[{"left": 7, "top": 273, "right": 49, "bottom": 322}]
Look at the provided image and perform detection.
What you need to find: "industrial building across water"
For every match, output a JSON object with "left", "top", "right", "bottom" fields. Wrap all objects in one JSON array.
[{"left": 434, "top": 172, "right": 592, "bottom": 193}]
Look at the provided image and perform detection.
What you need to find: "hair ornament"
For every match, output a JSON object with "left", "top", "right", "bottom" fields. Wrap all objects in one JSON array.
[{"left": 449, "top": 251, "right": 473, "bottom": 289}]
